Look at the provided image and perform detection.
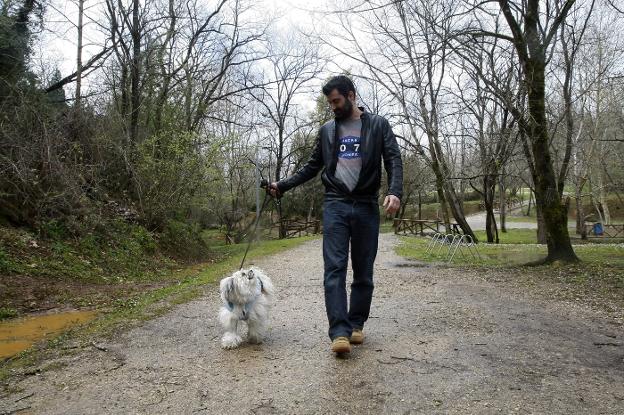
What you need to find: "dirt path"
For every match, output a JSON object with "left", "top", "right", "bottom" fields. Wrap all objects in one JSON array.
[
  {"left": 466, "top": 206, "right": 538, "bottom": 230},
  {"left": 1, "top": 234, "right": 623, "bottom": 414}
]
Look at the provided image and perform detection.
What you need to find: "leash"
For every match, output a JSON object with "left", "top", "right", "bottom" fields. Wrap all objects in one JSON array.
[{"left": 239, "top": 179, "right": 280, "bottom": 270}]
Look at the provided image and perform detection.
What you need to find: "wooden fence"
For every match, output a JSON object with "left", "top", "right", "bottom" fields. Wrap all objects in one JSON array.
[{"left": 275, "top": 219, "right": 321, "bottom": 238}]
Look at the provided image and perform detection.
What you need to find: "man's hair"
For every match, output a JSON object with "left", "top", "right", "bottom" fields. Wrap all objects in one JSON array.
[{"left": 322, "top": 75, "right": 356, "bottom": 98}]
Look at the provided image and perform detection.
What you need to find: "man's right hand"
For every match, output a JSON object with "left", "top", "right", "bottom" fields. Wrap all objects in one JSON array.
[{"left": 268, "top": 182, "right": 281, "bottom": 198}]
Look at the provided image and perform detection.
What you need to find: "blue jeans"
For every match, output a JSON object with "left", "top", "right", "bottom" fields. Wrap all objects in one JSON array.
[{"left": 322, "top": 198, "right": 380, "bottom": 340}]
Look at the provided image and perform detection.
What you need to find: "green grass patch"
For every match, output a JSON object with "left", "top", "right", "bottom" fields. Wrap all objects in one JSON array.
[
  {"left": 473, "top": 229, "right": 538, "bottom": 244},
  {"left": 397, "top": 234, "right": 624, "bottom": 268},
  {"left": 0, "top": 307, "right": 17, "bottom": 320},
  {"left": 0, "top": 223, "right": 180, "bottom": 285},
  {"left": 396, "top": 236, "right": 545, "bottom": 266}
]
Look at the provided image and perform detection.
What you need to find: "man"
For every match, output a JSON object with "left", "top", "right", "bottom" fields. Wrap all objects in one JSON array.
[{"left": 269, "top": 75, "right": 403, "bottom": 354}]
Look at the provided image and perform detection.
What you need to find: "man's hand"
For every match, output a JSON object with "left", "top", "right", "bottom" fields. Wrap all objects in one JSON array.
[
  {"left": 268, "top": 182, "right": 281, "bottom": 198},
  {"left": 383, "top": 195, "right": 400, "bottom": 215}
]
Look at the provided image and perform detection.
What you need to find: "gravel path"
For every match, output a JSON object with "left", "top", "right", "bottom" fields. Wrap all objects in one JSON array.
[
  {"left": 465, "top": 206, "right": 577, "bottom": 231},
  {"left": 1, "top": 234, "right": 623, "bottom": 414}
]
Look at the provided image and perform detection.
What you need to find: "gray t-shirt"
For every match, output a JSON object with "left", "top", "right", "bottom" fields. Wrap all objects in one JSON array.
[{"left": 335, "top": 118, "right": 362, "bottom": 192}]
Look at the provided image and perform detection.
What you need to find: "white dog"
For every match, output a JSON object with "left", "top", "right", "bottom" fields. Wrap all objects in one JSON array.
[{"left": 218, "top": 267, "right": 274, "bottom": 349}]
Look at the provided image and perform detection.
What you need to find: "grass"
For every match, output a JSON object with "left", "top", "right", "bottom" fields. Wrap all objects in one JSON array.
[
  {"left": 0, "top": 307, "right": 17, "bottom": 320},
  {"left": 0, "top": 223, "right": 178, "bottom": 285},
  {"left": 397, "top": 229, "right": 624, "bottom": 268},
  {"left": 0, "top": 234, "right": 318, "bottom": 383},
  {"left": 473, "top": 229, "right": 538, "bottom": 244},
  {"left": 396, "top": 235, "right": 545, "bottom": 266}
]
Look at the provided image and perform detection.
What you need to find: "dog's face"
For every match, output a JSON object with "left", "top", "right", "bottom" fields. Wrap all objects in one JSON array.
[
  {"left": 220, "top": 268, "right": 260, "bottom": 305},
  {"left": 220, "top": 268, "right": 262, "bottom": 320},
  {"left": 231, "top": 268, "right": 258, "bottom": 293}
]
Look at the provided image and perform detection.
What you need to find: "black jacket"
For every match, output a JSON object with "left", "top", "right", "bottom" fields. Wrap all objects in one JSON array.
[{"left": 277, "top": 109, "right": 403, "bottom": 201}]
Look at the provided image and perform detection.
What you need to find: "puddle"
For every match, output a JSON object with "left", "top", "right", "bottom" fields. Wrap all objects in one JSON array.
[{"left": 0, "top": 310, "right": 97, "bottom": 359}]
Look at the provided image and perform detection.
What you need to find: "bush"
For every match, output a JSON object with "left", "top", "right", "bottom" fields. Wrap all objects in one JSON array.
[
  {"left": 0, "top": 247, "right": 16, "bottom": 274},
  {"left": 135, "top": 129, "right": 211, "bottom": 229},
  {"left": 159, "top": 219, "right": 209, "bottom": 260}
]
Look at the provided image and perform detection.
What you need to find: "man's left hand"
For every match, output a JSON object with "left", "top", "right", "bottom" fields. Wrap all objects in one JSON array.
[{"left": 383, "top": 195, "right": 400, "bottom": 215}]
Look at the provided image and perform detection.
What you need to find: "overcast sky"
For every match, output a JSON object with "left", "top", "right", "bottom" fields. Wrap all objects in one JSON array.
[
  {"left": 33, "top": 0, "right": 351, "bottom": 116},
  {"left": 37, "top": 0, "right": 333, "bottom": 80}
]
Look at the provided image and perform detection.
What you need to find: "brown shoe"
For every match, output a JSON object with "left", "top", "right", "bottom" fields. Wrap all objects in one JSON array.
[
  {"left": 331, "top": 336, "right": 352, "bottom": 354},
  {"left": 350, "top": 329, "right": 364, "bottom": 344}
]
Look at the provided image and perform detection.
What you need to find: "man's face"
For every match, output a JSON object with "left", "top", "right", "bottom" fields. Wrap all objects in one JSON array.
[{"left": 326, "top": 89, "right": 354, "bottom": 120}]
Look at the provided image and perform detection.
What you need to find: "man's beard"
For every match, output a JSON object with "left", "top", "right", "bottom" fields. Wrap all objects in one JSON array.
[{"left": 333, "top": 99, "right": 353, "bottom": 120}]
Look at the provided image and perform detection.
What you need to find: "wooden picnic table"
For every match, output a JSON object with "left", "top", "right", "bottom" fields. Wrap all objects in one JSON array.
[{"left": 394, "top": 219, "right": 441, "bottom": 236}]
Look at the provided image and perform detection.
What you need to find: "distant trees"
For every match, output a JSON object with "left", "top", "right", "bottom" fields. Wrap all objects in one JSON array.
[{"left": 0, "top": 0, "right": 622, "bottom": 256}]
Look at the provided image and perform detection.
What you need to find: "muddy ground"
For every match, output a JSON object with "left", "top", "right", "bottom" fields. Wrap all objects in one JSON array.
[{"left": 1, "top": 234, "right": 622, "bottom": 414}]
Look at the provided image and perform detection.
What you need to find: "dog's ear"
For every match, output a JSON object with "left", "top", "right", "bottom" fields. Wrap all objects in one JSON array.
[
  {"left": 257, "top": 272, "right": 274, "bottom": 296},
  {"left": 220, "top": 276, "right": 235, "bottom": 302}
]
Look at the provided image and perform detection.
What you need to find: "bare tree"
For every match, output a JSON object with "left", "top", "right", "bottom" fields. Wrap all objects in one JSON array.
[
  {"left": 451, "top": 38, "right": 518, "bottom": 242},
  {"left": 248, "top": 33, "right": 321, "bottom": 237},
  {"left": 466, "top": 0, "right": 583, "bottom": 262},
  {"left": 320, "top": 0, "right": 477, "bottom": 239}
]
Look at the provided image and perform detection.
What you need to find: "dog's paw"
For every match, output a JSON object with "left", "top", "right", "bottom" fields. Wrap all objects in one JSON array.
[{"left": 221, "top": 333, "right": 243, "bottom": 349}]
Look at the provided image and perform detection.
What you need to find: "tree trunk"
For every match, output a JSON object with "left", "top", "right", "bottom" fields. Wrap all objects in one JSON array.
[
  {"left": 75, "top": 0, "right": 84, "bottom": 106},
  {"left": 496, "top": 0, "right": 578, "bottom": 262},
  {"left": 524, "top": 57, "right": 577, "bottom": 261},
  {"left": 484, "top": 175, "right": 498, "bottom": 243},
  {"left": 130, "top": 0, "right": 141, "bottom": 144},
  {"left": 427, "top": 133, "right": 477, "bottom": 241},
  {"left": 499, "top": 171, "right": 507, "bottom": 233},
  {"left": 438, "top": 188, "right": 451, "bottom": 233},
  {"left": 598, "top": 172, "right": 611, "bottom": 225},
  {"left": 536, "top": 204, "right": 547, "bottom": 244},
  {"left": 575, "top": 183, "right": 585, "bottom": 237},
  {"left": 398, "top": 190, "right": 411, "bottom": 220},
  {"left": 431, "top": 166, "right": 451, "bottom": 233},
  {"left": 418, "top": 190, "right": 422, "bottom": 221}
]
